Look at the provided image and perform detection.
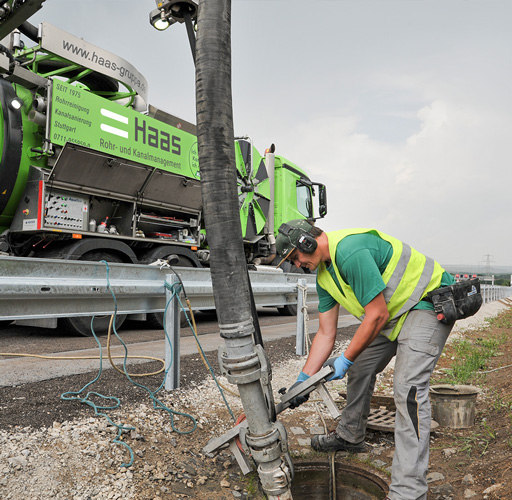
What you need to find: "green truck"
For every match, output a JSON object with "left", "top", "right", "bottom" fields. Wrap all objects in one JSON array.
[{"left": 0, "top": 19, "right": 327, "bottom": 334}]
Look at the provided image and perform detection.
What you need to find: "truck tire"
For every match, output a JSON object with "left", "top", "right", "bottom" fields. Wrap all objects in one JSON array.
[{"left": 59, "top": 251, "right": 127, "bottom": 336}]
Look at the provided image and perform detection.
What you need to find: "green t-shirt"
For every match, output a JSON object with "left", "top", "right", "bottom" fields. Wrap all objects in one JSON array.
[{"left": 317, "top": 233, "right": 455, "bottom": 313}]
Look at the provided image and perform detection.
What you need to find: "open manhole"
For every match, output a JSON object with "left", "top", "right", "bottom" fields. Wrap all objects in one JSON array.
[{"left": 291, "top": 461, "right": 388, "bottom": 500}]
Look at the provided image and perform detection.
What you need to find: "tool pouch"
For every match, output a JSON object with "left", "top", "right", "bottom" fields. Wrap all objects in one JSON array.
[{"left": 427, "top": 278, "right": 482, "bottom": 324}]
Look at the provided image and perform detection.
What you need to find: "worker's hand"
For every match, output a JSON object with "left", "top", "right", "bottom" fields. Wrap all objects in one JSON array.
[
  {"left": 324, "top": 353, "right": 353, "bottom": 380},
  {"left": 287, "top": 371, "right": 310, "bottom": 409}
]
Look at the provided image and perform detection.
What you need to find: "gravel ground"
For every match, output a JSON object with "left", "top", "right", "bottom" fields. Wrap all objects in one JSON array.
[
  {"left": 0, "top": 316, "right": 359, "bottom": 500},
  {"left": 1, "top": 301, "right": 509, "bottom": 500}
]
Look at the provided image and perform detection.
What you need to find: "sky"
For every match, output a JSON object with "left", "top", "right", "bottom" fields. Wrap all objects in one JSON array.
[{"left": 27, "top": 0, "right": 512, "bottom": 269}]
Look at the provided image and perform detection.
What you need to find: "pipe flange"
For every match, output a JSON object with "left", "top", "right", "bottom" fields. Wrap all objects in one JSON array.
[
  {"left": 244, "top": 426, "right": 280, "bottom": 450},
  {"left": 251, "top": 441, "right": 282, "bottom": 463},
  {"left": 219, "top": 318, "right": 254, "bottom": 339},
  {"left": 241, "top": 421, "right": 289, "bottom": 455},
  {"left": 218, "top": 347, "right": 261, "bottom": 385},
  {"left": 238, "top": 427, "right": 282, "bottom": 463}
]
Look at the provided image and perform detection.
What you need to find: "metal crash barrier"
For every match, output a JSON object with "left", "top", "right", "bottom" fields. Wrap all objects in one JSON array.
[
  {"left": 481, "top": 285, "right": 512, "bottom": 304},
  {"left": 0, "top": 256, "right": 317, "bottom": 320}
]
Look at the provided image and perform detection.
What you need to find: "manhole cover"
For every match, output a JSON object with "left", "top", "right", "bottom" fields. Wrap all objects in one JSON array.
[{"left": 291, "top": 461, "right": 388, "bottom": 500}]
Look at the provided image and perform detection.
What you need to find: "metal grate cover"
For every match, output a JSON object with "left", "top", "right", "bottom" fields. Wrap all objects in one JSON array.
[
  {"left": 367, "top": 407, "right": 396, "bottom": 432},
  {"left": 367, "top": 407, "right": 439, "bottom": 432}
]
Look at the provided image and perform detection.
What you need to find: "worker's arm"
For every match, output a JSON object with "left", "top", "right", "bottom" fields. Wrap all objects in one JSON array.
[
  {"left": 319, "top": 292, "right": 389, "bottom": 381},
  {"left": 284, "top": 304, "right": 340, "bottom": 409},
  {"left": 301, "top": 303, "right": 340, "bottom": 376},
  {"left": 344, "top": 291, "right": 389, "bottom": 362}
]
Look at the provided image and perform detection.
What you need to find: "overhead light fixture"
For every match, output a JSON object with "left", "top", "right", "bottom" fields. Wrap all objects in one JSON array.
[
  {"left": 149, "top": 7, "right": 173, "bottom": 31},
  {"left": 149, "top": 0, "right": 198, "bottom": 31},
  {"left": 149, "top": 0, "right": 198, "bottom": 63}
]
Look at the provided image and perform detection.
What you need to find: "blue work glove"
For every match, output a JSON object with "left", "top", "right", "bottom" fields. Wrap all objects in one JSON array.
[
  {"left": 287, "top": 371, "right": 310, "bottom": 409},
  {"left": 324, "top": 353, "right": 353, "bottom": 380}
]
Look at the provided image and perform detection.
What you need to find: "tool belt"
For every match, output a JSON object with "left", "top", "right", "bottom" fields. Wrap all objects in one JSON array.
[{"left": 426, "top": 278, "right": 482, "bottom": 324}]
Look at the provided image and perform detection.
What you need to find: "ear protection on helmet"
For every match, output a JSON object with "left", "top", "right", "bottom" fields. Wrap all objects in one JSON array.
[
  {"left": 296, "top": 231, "right": 318, "bottom": 253},
  {"left": 279, "top": 223, "right": 318, "bottom": 254}
]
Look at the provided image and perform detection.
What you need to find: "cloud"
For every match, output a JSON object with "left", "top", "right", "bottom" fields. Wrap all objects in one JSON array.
[
  {"left": 408, "top": 101, "right": 449, "bottom": 145},
  {"left": 26, "top": 0, "right": 512, "bottom": 269},
  {"left": 264, "top": 80, "right": 512, "bottom": 266}
]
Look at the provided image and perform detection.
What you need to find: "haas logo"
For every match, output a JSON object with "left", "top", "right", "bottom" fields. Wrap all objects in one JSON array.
[{"left": 135, "top": 117, "right": 181, "bottom": 155}]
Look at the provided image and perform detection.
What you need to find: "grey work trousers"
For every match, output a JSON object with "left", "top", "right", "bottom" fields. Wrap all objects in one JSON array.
[{"left": 336, "top": 309, "right": 454, "bottom": 500}]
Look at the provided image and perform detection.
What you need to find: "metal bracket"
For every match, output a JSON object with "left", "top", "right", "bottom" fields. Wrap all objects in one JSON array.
[
  {"left": 274, "top": 365, "right": 335, "bottom": 414},
  {"left": 255, "top": 344, "right": 277, "bottom": 422},
  {"left": 202, "top": 365, "right": 339, "bottom": 474},
  {"left": 314, "top": 380, "right": 342, "bottom": 420}
]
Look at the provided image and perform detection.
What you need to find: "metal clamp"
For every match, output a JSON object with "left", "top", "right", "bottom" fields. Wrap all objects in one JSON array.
[
  {"left": 217, "top": 347, "right": 261, "bottom": 385},
  {"left": 203, "top": 364, "right": 340, "bottom": 474},
  {"left": 255, "top": 454, "right": 294, "bottom": 497},
  {"left": 275, "top": 365, "right": 337, "bottom": 414},
  {"left": 239, "top": 420, "right": 289, "bottom": 459},
  {"left": 217, "top": 342, "right": 275, "bottom": 385},
  {"left": 255, "top": 344, "right": 277, "bottom": 422}
]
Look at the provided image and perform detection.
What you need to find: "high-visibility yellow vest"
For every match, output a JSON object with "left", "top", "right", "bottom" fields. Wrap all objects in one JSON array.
[{"left": 317, "top": 229, "right": 445, "bottom": 340}]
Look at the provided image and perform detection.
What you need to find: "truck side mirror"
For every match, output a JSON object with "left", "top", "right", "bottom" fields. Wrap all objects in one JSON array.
[{"left": 316, "top": 183, "right": 327, "bottom": 218}]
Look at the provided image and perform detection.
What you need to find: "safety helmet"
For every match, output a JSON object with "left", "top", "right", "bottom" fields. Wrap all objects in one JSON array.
[{"left": 275, "top": 219, "right": 317, "bottom": 267}]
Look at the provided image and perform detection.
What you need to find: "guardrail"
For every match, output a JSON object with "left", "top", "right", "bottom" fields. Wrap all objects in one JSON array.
[
  {"left": 1, "top": 256, "right": 510, "bottom": 322},
  {"left": 481, "top": 285, "right": 512, "bottom": 304},
  {"left": 0, "top": 256, "right": 317, "bottom": 321}
]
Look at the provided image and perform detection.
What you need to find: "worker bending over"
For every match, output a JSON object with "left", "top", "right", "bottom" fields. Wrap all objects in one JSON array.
[{"left": 276, "top": 219, "right": 456, "bottom": 500}]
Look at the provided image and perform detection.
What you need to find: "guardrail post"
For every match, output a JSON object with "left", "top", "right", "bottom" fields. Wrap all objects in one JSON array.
[
  {"left": 296, "top": 278, "right": 307, "bottom": 356},
  {"left": 164, "top": 274, "right": 181, "bottom": 391}
]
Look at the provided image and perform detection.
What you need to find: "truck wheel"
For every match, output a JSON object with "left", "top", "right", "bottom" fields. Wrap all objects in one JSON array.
[
  {"left": 59, "top": 252, "right": 127, "bottom": 336},
  {"left": 276, "top": 261, "right": 306, "bottom": 316},
  {"left": 147, "top": 255, "right": 195, "bottom": 330}
]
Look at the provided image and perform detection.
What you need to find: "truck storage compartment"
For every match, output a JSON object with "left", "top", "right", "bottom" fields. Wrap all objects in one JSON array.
[{"left": 9, "top": 143, "right": 202, "bottom": 246}]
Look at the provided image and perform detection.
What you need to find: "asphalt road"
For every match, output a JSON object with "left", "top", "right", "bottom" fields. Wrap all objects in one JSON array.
[{"left": 0, "top": 306, "right": 359, "bottom": 387}]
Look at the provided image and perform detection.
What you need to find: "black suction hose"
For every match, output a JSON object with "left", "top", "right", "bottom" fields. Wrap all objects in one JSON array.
[{"left": 18, "top": 21, "right": 39, "bottom": 43}]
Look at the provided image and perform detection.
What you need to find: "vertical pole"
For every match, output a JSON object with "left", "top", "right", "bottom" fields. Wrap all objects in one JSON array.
[
  {"left": 296, "top": 278, "right": 306, "bottom": 356},
  {"left": 183, "top": 9, "right": 196, "bottom": 63},
  {"left": 266, "top": 149, "right": 275, "bottom": 236},
  {"left": 164, "top": 274, "right": 181, "bottom": 391}
]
